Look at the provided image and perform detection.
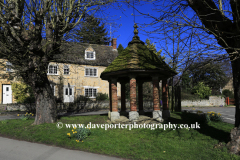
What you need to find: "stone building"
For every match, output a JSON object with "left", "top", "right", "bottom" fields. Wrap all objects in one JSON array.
[
  {"left": 0, "top": 39, "right": 120, "bottom": 104},
  {"left": 222, "top": 78, "right": 234, "bottom": 93},
  {"left": 101, "top": 24, "right": 177, "bottom": 121}
]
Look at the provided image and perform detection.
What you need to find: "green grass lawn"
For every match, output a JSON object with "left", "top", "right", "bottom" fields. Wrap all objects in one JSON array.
[{"left": 0, "top": 112, "right": 239, "bottom": 160}]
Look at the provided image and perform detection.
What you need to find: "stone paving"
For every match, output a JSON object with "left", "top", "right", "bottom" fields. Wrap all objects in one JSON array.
[{"left": 107, "top": 114, "right": 163, "bottom": 125}]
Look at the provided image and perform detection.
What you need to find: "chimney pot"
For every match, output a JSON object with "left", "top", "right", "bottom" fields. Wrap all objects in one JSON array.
[{"left": 112, "top": 38, "right": 117, "bottom": 50}]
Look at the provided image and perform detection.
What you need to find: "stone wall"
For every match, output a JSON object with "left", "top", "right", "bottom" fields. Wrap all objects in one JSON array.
[
  {"left": 181, "top": 96, "right": 225, "bottom": 107},
  {"left": 2, "top": 96, "right": 226, "bottom": 112},
  {"left": 2, "top": 100, "right": 154, "bottom": 112}
]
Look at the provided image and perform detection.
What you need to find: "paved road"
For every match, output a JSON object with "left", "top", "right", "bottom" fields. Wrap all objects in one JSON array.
[
  {"left": 0, "top": 137, "right": 122, "bottom": 160},
  {"left": 182, "top": 107, "right": 235, "bottom": 125},
  {"left": 0, "top": 111, "right": 123, "bottom": 160}
]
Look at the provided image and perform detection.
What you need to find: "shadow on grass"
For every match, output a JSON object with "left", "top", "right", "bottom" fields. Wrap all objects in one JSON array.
[{"left": 167, "top": 112, "right": 231, "bottom": 143}]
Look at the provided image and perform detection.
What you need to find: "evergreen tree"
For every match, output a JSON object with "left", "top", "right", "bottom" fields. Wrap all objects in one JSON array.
[
  {"left": 75, "top": 15, "right": 110, "bottom": 45},
  {"left": 145, "top": 39, "right": 165, "bottom": 60},
  {"left": 117, "top": 44, "right": 124, "bottom": 55}
]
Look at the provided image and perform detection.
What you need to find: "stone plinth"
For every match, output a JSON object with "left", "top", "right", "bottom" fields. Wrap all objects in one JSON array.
[
  {"left": 152, "top": 110, "right": 163, "bottom": 122},
  {"left": 129, "top": 111, "right": 139, "bottom": 121},
  {"left": 109, "top": 112, "right": 120, "bottom": 121}
]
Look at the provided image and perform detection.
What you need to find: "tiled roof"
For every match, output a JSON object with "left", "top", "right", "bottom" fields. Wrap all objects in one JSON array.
[
  {"left": 101, "top": 28, "right": 177, "bottom": 76},
  {"left": 52, "top": 42, "right": 118, "bottom": 66}
]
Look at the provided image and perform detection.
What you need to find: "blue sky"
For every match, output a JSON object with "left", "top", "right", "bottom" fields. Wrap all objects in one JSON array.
[{"left": 103, "top": 2, "right": 158, "bottom": 49}]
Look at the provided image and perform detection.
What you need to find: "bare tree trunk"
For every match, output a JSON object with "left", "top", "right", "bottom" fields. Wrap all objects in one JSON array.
[
  {"left": 226, "top": 53, "right": 240, "bottom": 154},
  {"left": 232, "top": 58, "right": 240, "bottom": 128},
  {"left": 33, "top": 83, "right": 57, "bottom": 125},
  {"left": 21, "top": 64, "right": 57, "bottom": 125}
]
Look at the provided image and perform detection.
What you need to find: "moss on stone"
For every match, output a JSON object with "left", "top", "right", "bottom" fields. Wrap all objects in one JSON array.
[{"left": 102, "top": 42, "right": 176, "bottom": 74}]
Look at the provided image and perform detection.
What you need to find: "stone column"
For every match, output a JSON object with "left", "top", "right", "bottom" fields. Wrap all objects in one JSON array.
[
  {"left": 138, "top": 81, "right": 144, "bottom": 115},
  {"left": 109, "top": 78, "right": 120, "bottom": 121},
  {"left": 152, "top": 76, "right": 162, "bottom": 122},
  {"left": 120, "top": 81, "right": 127, "bottom": 115},
  {"left": 129, "top": 75, "right": 139, "bottom": 121},
  {"left": 162, "top": 78, "right": 170, "bottom": 119}
]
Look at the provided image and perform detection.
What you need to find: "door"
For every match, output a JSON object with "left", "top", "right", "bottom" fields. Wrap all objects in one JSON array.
[
  {"left": 64, "top": 87, "right": 74, "bottom": 102},
  {"left": 3, "top": 85, "right": 12, "bottom": 104}
]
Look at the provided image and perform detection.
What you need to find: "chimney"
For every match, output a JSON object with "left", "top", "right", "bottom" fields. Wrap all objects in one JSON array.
[{"left": 111, "top": 38, "right": 117, "bottom": 50}]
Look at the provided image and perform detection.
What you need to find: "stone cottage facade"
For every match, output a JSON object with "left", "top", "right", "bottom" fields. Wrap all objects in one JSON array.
[
  {"left": 222, "top": 78, "right": 234, "bottom": 93},
  {"left": 0, "top": 39, "right": 121, "bottom": 104}
]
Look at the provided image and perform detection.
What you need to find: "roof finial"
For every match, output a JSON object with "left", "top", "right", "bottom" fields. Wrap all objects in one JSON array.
[{"left": 134, "top": 23, "right": 138, "bottom": 37}]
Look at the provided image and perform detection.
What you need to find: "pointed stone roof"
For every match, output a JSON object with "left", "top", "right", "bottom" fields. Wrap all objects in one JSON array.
[{"left": 100, "top": 24, "right": 177, "bottom": 81}]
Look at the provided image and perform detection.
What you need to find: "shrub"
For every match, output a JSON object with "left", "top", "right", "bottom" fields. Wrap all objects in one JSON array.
[
  {"left": 222, "top": 89, "right": 234, "bottom": 98},
  {"left": 196, "top": 111, "right": 222, "bottom": 122},
  {"left": 96, "top": 93, "right": 109, "bottom": 101},
  {"left": 67, "top": 126, "right": 91, "bottom": 142},
  {"left": 18, "top": 112, "right": 34, "bottom": 120},
  {"left": 207, "top": 111, "right": 222, "bottom": 122},
  {"left": 74, "top": 95, "right": 91, "bottom": 103},
  {"left": 11, "top": 82, "right": 35, "bottom": 103},
  {"left": 191, "top": 82, "right": 212, "bottom": 99}
]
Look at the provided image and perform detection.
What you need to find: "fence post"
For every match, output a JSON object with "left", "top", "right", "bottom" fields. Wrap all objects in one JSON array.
[{"left": 226, "top": 97, "right": 229, "bottom": 105}]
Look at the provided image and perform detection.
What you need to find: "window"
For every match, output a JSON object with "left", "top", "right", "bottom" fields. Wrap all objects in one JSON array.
[
  {"left": 65, "top": 88, "right": 72, "bottom": 95},
  {"left": 50, "top": 84, "right": 55, "bottom": 96},
  {"left": 64, "top": 65, "right": 69, "bottom": 75},
  {"left": 6, "top": 61, "right": 13, "bottom": 72},
  {"left": 47, "top": 65, "right": 58, "bottom": 75},
  {"left": 85, "top": 51, "right": 95, "bottom": 60},
  {"left": 85, "top": 68, "right": 97, "bottom": 77},
  {"left": 85, "top": 88, "right": 97, "bottom": 98}
]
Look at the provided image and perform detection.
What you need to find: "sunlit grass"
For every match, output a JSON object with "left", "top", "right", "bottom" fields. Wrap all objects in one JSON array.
[{"left": 0, "top": 113, "right": 239, "bottom": 160}]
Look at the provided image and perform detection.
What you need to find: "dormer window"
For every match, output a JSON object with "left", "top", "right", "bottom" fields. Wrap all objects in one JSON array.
[
  {"left": 85, "top": 47, "right": 95, "bottom": 60},
  {"left": 85, "top": 51, "right": 95, "bottom": 60}
]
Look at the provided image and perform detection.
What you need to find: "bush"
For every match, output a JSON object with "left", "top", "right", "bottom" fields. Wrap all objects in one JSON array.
[
  {"left": 206, "top": 111, "right": 222, "bottom": 122},
  {"left": 96, "top": 93, "right": 109, "bottom": 101},
  {"left": 222, "top": 89, "right": 234, "bottom": 98},
  {"left": 197, "top": 111, "right": 222, "bottom": 123},
  {"left": 67, "top": 126, "right": 91, "bottom": 142},
  {"left": 11, "top": 82, "right": 35, "bottom": 103},
  {"left": 18, "top": 112, "right": 34, "bottom": 120},
  {"left": 74, "top": 95, "right": 91, "bottom": 103},
  {"left": 191, "top": 82, "right": 211, "bottom": 99}
]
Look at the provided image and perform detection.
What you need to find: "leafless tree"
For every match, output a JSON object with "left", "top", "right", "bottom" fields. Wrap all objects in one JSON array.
[
  {"left": 129, "top": 0, "right": 240, "bottom": 154},
  {"left": 0, "top": 0, "right": 115, "bottom": 125}
]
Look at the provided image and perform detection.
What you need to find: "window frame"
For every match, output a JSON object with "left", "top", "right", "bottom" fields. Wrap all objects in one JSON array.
[
  {"left": 85, "top": 67, "right": 98, "bottom": 77},
  {"left": 63, "top": 65, "right": 70, "bottom": 75},
  {"left": 84, "top": 87, "right": 98, "bottom": 98},
  {"left": 6, "top": 61, "right": 13, "bottom": 72},
  {"left": 85, "top": 51, "right": 95, "bottom": 60},
  {"left": 47, "top": 64, "right": 58, "bottom": 75}
]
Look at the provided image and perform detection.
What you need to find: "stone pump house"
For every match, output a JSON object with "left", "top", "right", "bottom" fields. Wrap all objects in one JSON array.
[{"left": 100, "top": 24, "right": 177, "bottom": 122}]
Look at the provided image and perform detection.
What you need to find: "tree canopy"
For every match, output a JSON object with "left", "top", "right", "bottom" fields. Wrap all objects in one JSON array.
[
  {"left": 117, "top": 44, "right": 124, "bottom": 55},
  {"left": 188, "top": 60, "right": 229, "bottom": 95},
  {"left": 74, "top": 15, "right": 110, "bottom": 45}
]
